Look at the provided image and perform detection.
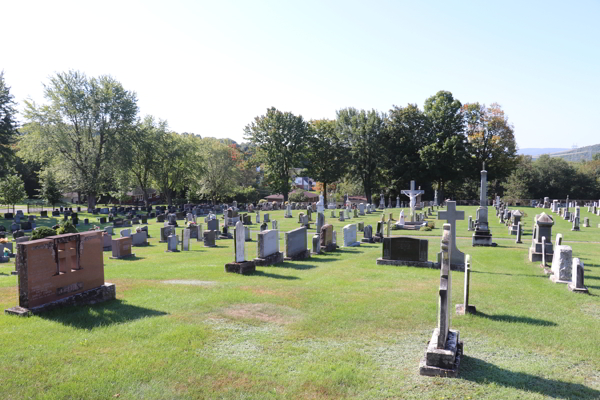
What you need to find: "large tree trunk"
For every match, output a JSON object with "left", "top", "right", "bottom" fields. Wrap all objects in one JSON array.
[
  {"left": 87, "top": 193, "right": 97, "bottom": 210},
  {"left": 166, "top": 190, "right": 173, "bottom": 207},
  {"left": 142, "top": 188, "right": 149, "bottom": 208},
  {"left": 323, "top": 182, "right": 328, "bottom": 205},
  {"left": 365, "top": 188, "right": 372, "bottom": 205}
]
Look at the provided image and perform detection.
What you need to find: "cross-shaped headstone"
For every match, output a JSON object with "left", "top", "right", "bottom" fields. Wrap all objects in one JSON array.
[
  {"left": 437, "top": 201, "right": 465, "bottom": 266},
  {"left": 401, "top": 180, "right": 424, "bottom": 221}
]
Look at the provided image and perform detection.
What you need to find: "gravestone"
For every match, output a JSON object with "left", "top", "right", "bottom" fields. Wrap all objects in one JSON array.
[
  {"left": 528, "top": 213, "right": 554, "bottom": 262},
  {"left": 509, "top": 210, "right": 522, "bottom": 235},
  {"left": 456, "top": 255, "right": 476, "bottom": 315},
  {"left": 437, "top": 201, "right": 465, "bottom": 267},
  {"left": 120, "top": 229, "right": 131, "bottom": 238},
  {"left": 5, "top": 231, "right": 116, "bottom": 316},
  {"left": 254, "top": 229, "right": 283, "bottom": 266},
  {"left": 550, "top": 245, "right": 572, "bottom": 284},
  {"left": 419, "top": 224, "right": 463, "bottom": 377},
  {"left": 320, "top": 224, "right": 336, "bottom": 251},
  {"left": 203, "top": 230, "right": 216, "bottom": 247},
  {"left": 572, "top": 216, "right": 580, "bottom": 231},
  {"left": 361, "top": 225, "right": 374, "bottom": 243},
  {"left": 284, "top": 227, "right": 311, "bottom": 260},
  {"left": 377, "top": 237, "right": 436, "bottom": 269},
  {"left": 110, "top": 236, "right": 135, "bottom": 259},
  {"left": 316, "top": 212, "right": 325, "bottom": 233},
  {"left": 131, "top": 230, "right": 147, "bottom": 247},
  {"left": 264, "top": 213, "right": 270, "bottom": 223},
  {"left": 182, "top": 229, "right": 190, "bottom": 251},
  {"left": 568, "top": 258, "right": 588, "bottom": 294},
  {"left": 207, "top": 219, "right": 219, "bottom": 235},
  {"left": 166, "top": 234, "right": 179, "bottom": 252},
  {"left": 342, "top": 224, "right": 360, "bottom": 247},
  {"left": 516, "top": 222, "right": 523, "bottom": 244},
  {"left": 160, "top": 226, "right": 174, "bottom": 243},
  {"left": 260, "top": 222, "right": 268, "bottom": 231},
  {"left": 244, "top": 226, "right": 251, "bottom": 242},
  {"left": 225, "top": 221, "right": 255, "bottom": 274},
  {"left": 357, "top": 221, "right": 364, "bottom": 232},
  {"left": 102, "top": 231, "right": 112, "bottom": 251},
  {"left": 472, "top": 164, "right": 495, "bottom": 246}
]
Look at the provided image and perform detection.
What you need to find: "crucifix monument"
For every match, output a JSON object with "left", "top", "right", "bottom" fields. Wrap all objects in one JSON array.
[
  {"left": 401, "top": 181, "right": 424, "bottom": 222},
  {"left": 437, "top": 201, "right": 465, "bottom": 267}
]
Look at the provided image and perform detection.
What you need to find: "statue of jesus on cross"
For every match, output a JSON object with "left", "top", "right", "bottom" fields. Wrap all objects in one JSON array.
[{"left": 401, "top": 180, "right": 424, "bottom": 222}]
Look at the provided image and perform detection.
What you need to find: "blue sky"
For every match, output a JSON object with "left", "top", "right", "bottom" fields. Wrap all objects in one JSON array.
[{"left": 4, "top": 0, "right": 599, "bottom": 148}]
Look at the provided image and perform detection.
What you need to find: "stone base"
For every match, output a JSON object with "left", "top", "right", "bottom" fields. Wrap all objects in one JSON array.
[
  {"left": 419, "top": 329, "right": 462, "bottom": 378},
  {"left": 376, "top": 258, "right": 464, "bottom": 271},
  {"left": 219, "top": 234, "right": 233, "bottom": 240},
  {"left": 455, "top": 304, "right": 477, "bottom": 315},
  {"left": 528, "top": 248, "right": 553, "bottom": 263},
  {"left": 164, "top": 249, "right": 180, "bottom": 253},
  {"left": 550, "top": 275, "right": 570, "bottom": 284},
  {"left": 253, "top": 252, "right": 284, "bottom": 267},
  {"left": 571, "top": 228, "right": 580, "bottom": 231},
  {"left": 361, "top": 238, "right": 375, "bottom": 243},
  {"left": 224, "top": 260, "right": 256, "bottom": 274},
  {"left": 322, "top": 244, "right": 338, "bottom": 252},
  {"left": 343, "top": 242, "right": 361, "bottom": 247},
  {"left": 284, "top": 249, "right": 311, "bottom": 261},
  {"left": 5, "top": 283, "right": 116, "bottom": 317},
  {"left": 109, "top": 253, "right": 136, "bottom": 259},
  {"left": 472, "top": 231, "right": 495, "bottom": 246},
  {"left": 393, "top": 224, "right": 421, "bottom": 231},
  {"left": 568, "top": 283, "right": 589, "bottom": 294}
]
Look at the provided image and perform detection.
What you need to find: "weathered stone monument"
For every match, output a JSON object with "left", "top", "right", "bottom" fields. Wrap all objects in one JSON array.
[
  {"left": 437, "top": 201, "right": 465, "bottom": 267},
  {"left": 342, "top": 224, "right": 360, "bottom": 247},
  {"left": 550, "top": 245, "right": 572, "bottom": 284},
  {"left": 284, "top": 227, "right": 311, "bottom": 261},
  {"left": 528, "top": 213, "right": 554, "bottom": 262},
  {"left": 254, "top": 229, "right": 283, "bottom": 266},
  {"left": 203, "top": 230, "right": 216, "bottom": 247},
  {"left": 568, "top": 258, "right": 588, "bottom": 294},
  {"left": 225, "top": 221, "right": 255, "bottom": 274},
  {"left": 472, "top": 164, "right": 495, "bottom": 246},
  {"left": 455, "top": 255, "right": 476, "bottom": 315},
  {"left": 5, "top": 231, "right": 116, "bottom": 316},
  {"left": 320, "top": 224, "right": 337, "bottom": 252},
  {"left": 419, "top": 224, "right": 462, "bottom": 377},
  {"left": 361, "top": 225, "right": 374, "bottom": 243}
]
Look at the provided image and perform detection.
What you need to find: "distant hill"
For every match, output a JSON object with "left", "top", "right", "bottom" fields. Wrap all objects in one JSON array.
[
  {"left": 518, "top": 148, "right": 568, "bottom": 156},
  {"left": 540, "top": 143, "right": 600, "bottom": 162}
]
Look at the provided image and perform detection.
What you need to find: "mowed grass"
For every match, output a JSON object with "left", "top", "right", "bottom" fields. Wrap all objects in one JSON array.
[{"left": 0, "top": 205, "right": 599, "bottom": 399}]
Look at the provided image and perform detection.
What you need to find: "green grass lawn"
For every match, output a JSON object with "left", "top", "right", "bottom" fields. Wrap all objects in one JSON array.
[{"left": 0, "top": 205, "right": 599, "bottom": 399}]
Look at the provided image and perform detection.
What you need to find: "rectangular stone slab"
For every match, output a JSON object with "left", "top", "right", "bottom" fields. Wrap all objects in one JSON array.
[{"left": 382, "top": 237, "right": 428, "bottom": 262}]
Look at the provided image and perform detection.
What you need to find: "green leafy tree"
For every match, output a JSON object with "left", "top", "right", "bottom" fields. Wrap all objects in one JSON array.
[
  {"left": 385, "top": 104, "right": 429, "bottom": 196},
  {"left": 128, "top": 116, "right": 167, "bottom": 206},
  {"left": 419, "top": 91, "right": 468, "bottom": 201},
  {"left": 463, "top": 102, "right": 517, "bottom": 192},
  {"left": 502, "top": 156, "right": 533, "bottom": 202},
  {"left": 0, "top": 71, "right": 19, "bottom": 175},
  {"left": 190, "top": 137, "right": 238, "bottom": 204},
  {"left": 336, "top": 108, "right": 386, "bottom": 204},
  {"left": 151, "top": 132, "right": 197, "bottom": 206},
  {"left": 36, "top": 169, "right": 63, "bottom": 209},
  {"left": 305, "top": 119, "right": 348, "bottom": 204},
  {"left": 244, "top": 108, "right": 309, "bottom": 202},
  {"left": 21, "top": 71, "right": 138, "bottom": 209},
  {"left": 0, "top": 173, "right": 27, "bottom": 213}
]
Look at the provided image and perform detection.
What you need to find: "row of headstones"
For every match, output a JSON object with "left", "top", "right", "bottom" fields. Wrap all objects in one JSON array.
[{"left": 528, "top": 213, "right": 588, "bottom": 293}]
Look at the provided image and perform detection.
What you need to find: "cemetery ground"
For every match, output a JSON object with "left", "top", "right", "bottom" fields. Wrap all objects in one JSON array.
[{"left": 0, "top": 206, "right": 599, "bottom": 399}]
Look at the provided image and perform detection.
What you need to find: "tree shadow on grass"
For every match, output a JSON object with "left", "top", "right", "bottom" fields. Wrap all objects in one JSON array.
[
  {"left": 110, "top": 255, "right": 145, "bottom": 261},
  {"left": 252, "top": 270, "right": 300, "bottom": 280},
  {"left": 472, "top": 270, "right": 547, "bottom": 278},
  {"left": 39, "top": 299, "right": 167, "bottom": 330},
  {"left": 271, "top": 261, "right": 317, "bottom": 270},
  {"left": 461, "top": 355, "right": 600, "bottom": 399},
  {"left": 474, "top": 311, "right": 557, "bottom": 326},
  {"left": 584, "top": 275, "right": 600, "bottom": 280}
]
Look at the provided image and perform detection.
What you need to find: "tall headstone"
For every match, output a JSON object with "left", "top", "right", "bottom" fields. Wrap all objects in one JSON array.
[
  {"left": 568, "top": 258, "right": 589, "bottom": 293},
  {"left": 456, "top": 255, "right": 476, "bottom": 315},
  {"left": 284, "top": 227, "right": 311, "bottom": 260},
  {"left": 419, "top": 224, "right": 462, "bottom": 377},
  {"left": 379, "top": 192, "right": 385, "bottom": 209},
  {"left": 472, "top": 164, "right": 494, "bottom": 246},
  {"left": 225, "top": 221, "right": 255, "bottom": 274},
  {"left": 516, "top": 222, "right": 523, "bottom": 244},
  {"left": 437, "top": 201, "right": 465, "bottom": 267},
  {"left": 182, "top": 228, "right": 190, "bottom": 251},
  {"left": 316, "top": 193, "right": 325, "bottom": 213},
  {"left": 550, "top": 245, "right": 572, "bottom": 284},
  {"left": 433, "top": 190, "right": 438, "bottom": 206}
]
